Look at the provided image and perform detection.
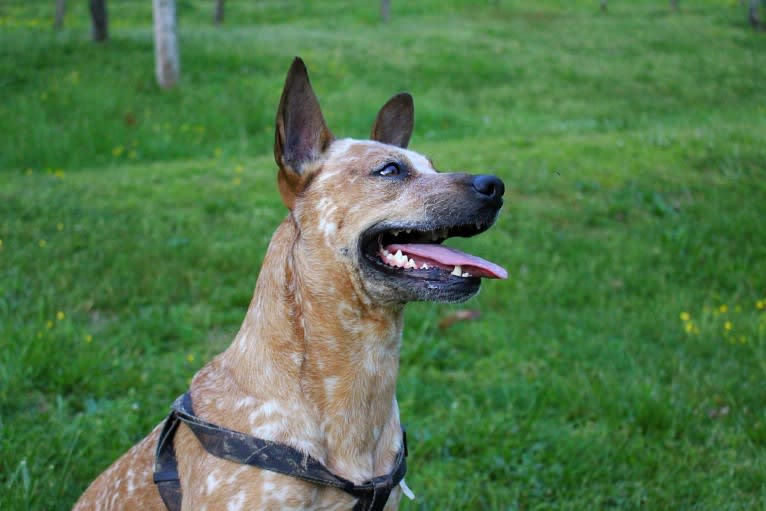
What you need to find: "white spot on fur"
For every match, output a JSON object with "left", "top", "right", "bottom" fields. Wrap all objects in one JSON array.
[
  {"left": 315, "top": 166, "right": 341, "bottom": 184},
  {"left": 251, "top": 422, "right": 280, "bottom": 439},
  {"left": 226, "top": 466, "right": 249, "bottom": 484},
  {"left": 126, "top": 469, "right": 136, "bottom": 493},
  {"left": 323, "top": 376, "right": 340, "bottom": 398},
  {"left": 316, "top": 196, "right": 338, "bottom": 243},
  {"left": 235, "top": 396, "right": 256, "bottom": 409},
  {"left": 327, "top": 138, "right": 357, "bottom": 157},
  {"left": 402, "top": 147, "right": 437, "bottom": 174},
  {"left": 320, "top": 220, "right": 337, "bottom": 237},
  {"left": 206, "top": 470, "right": 220, "bottom": 495},
  {"left": 248, "top": 399, "right": 280, "bottom": 424},
  {"left": 227, "top": 490, "right": 246, "bottom": 511}
]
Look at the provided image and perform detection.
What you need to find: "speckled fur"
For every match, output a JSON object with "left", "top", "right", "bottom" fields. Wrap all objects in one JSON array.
[{"left": 71, "top": 59, "right": 464, "bottom": 511}]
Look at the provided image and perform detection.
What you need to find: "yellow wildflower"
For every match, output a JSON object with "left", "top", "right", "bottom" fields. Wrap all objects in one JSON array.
[
  {"left": 186, "top": 353, "right": 195, "bottom": 363},
  {"left": 38, "top": 239, "right": 47, "bottom": 248},
  {"left": 56, "top": 311, "right": 65, "bottom": 321},
  {"left": 84, "top": 334, "right": 93, "bottom": 343},
  {"left": 112, "top": 145, "right": 124, "bottom": 157},
  {"left": 724, "top": 321, "right": 732, "bottom": 331},
  {"left": 46, "top": 320, "right": 54, "bottom": 329},
  {"left": 719, "top": 305, "right": 728, "bottom": 314},
  {"left": 757, "top": 300, "right": 764, "bottom": 310},
  {"left": 679, "top": 311, "right": 690, "bottom": 322},
  {"left": 54, "top": 169, "right": 65, "bottom": 178}
]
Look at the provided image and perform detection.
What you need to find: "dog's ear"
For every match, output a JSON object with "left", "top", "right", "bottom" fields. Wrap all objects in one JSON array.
[
  {"left": 371, "top": 92, "right": 414, "bottom": 149},
  {"left": 274, "top": 57, "right": 334, "bottom": 209}
]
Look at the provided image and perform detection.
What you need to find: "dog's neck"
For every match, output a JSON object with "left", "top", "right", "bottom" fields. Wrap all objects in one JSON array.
[{"left": 222, "top": 217, "right": 403, "bottom": 481}]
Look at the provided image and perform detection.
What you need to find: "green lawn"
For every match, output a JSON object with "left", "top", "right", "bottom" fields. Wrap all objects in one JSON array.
[{"left": 2, "top": 1, "right": 766, "bottom": 509}]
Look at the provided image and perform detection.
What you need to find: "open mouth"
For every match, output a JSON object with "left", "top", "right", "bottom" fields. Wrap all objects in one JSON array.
[{"left": 361, "top": 220, "right": 508, "bottom": 281}]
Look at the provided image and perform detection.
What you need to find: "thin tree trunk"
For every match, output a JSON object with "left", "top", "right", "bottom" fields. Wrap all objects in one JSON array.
[
  {"left": 749, "top": 0, "right": 760, "bottom": 29},
  {"left": 214, "top": 0, "right": 224, "bottom": 25},
  {"left": 670, "top": 0, "right": 679, "bottom": 12},
  {"left": 54, "top": 0, "right": 66, "bottom": 30},
  {"left": 600, "top": 0, "right": 608, "bottom": 13},
  {"left": 381, "top": 0, "right": 391, "bottom": 23},
  {"left": 89, "top": 0, "right": 108, "bottom": 42},
  {"left": 153, "top": 0, "right": 180, "bottom": 89}
]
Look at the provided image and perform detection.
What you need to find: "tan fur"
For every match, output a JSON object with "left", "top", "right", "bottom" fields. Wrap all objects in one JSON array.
[{"left": 73, "top": 59, "right": 503, "bottom": 511}]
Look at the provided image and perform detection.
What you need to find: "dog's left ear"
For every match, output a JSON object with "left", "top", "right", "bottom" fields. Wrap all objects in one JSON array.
[{"left": 371, "top": 93, "right": 414, "bottom": 149}]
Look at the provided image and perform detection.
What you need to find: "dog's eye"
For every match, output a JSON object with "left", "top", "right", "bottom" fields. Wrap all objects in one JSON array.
[{"left": 376, "top": 162, "right": 404, "bottom": 178}]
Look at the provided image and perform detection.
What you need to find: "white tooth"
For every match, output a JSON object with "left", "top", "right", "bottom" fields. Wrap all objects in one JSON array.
[
  {"left": 421, "top": 263, "right": 429, "bottom": 270},
  {"left": 405, "top": 259, "right": 417, "bottom": 269},
  {"left": 405, "top": 229, "right": 412, "bottom": 234},
  {"left": 462, "top": 272, "right": 471, "bottom": 277},
  {"left": 476, "top": 222, "right": 482, "bottom": 229},
  {"left": 451, "top": 265, "right": 462, "bottom": 276},
  {"left": 392, "top": 230, "right": 400, "bottom": 236}
]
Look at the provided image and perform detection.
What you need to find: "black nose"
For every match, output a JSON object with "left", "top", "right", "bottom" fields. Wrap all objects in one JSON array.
[{"left": 471, "top": 174, "right": 505, "bottom": 206}]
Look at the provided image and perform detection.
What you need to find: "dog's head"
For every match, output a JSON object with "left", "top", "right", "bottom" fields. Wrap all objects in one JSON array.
[{"left": 274, "top": 58, "right": 506, "bottom": 306}]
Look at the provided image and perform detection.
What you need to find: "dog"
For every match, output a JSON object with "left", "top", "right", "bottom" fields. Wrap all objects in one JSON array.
[{"left": 72, "top": 57, "right": 507, "bottom": 511}]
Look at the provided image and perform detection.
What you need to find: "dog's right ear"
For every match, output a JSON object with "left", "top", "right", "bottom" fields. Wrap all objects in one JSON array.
[
  {"left": 274, "top": 57, "right": 334, "bottom": 209},
  {"left": 371, "top": 92, "right": 414, "bottom": 149}
]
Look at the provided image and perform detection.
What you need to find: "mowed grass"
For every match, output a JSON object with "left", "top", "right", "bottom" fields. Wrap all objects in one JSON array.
[{"left": 2, "top": 1, "right": 766, "bottom": 509}]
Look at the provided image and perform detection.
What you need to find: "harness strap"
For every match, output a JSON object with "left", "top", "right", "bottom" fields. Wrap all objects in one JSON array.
[{"left": 154, "top": 393, "right": 407, "bottom": 511}]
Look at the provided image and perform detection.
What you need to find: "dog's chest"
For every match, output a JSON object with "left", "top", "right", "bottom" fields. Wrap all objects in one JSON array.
[{"left": 177, "top": 361, "right": 403, "bottom": 510}]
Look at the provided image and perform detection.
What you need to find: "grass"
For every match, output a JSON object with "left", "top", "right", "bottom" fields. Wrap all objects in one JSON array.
[{"left": 2, "top": 0, "right": 766, "bottom": 509}]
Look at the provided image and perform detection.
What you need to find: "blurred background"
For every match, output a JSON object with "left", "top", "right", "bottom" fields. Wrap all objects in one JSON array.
[{"left": 1, "top": 1, "right": 765, "bottom": 509}]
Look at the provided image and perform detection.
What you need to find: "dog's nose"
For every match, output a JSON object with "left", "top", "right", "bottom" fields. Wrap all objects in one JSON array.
[{"left": 471, "top": 175, "right": 505, "bottom": 206}]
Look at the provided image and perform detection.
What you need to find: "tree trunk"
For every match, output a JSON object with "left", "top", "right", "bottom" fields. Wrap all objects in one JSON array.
[
  {"left": 600, "top": 0, "right": 607, "bottom": 13},
  {"left": 381, "top": 0, "right": 391, "bottom": 23},
  {"left": 54, "top": 0, "right": 66, "bottom": 30},
  {"left": 749, "top": 0, "right": 760, "bottom": 29},
  {"left": 670, "top": 0, "right": 679, "bottom": 12},
  {"left": 89, "top": 0, "right": 108, "bottom": 42},
  {"left": 153, "top": 0, "right": 180, "bottom": 89},
  {"left": 214, "top": 0, "right": 224, "bottom": 25}
]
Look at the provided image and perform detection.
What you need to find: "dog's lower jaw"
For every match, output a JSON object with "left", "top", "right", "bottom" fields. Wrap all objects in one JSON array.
[{"left": 213, "top": 217, "right": 406, "bottom": 486}]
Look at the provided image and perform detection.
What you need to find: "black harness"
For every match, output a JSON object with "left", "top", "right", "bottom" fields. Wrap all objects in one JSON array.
[{"left": 153, "top": 393, "right": 408, "bottom": 511}]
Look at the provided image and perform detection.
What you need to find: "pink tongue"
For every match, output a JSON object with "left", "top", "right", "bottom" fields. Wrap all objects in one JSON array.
[{"left": 386, "top": 243, "right": 508, "bottom": 279}]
